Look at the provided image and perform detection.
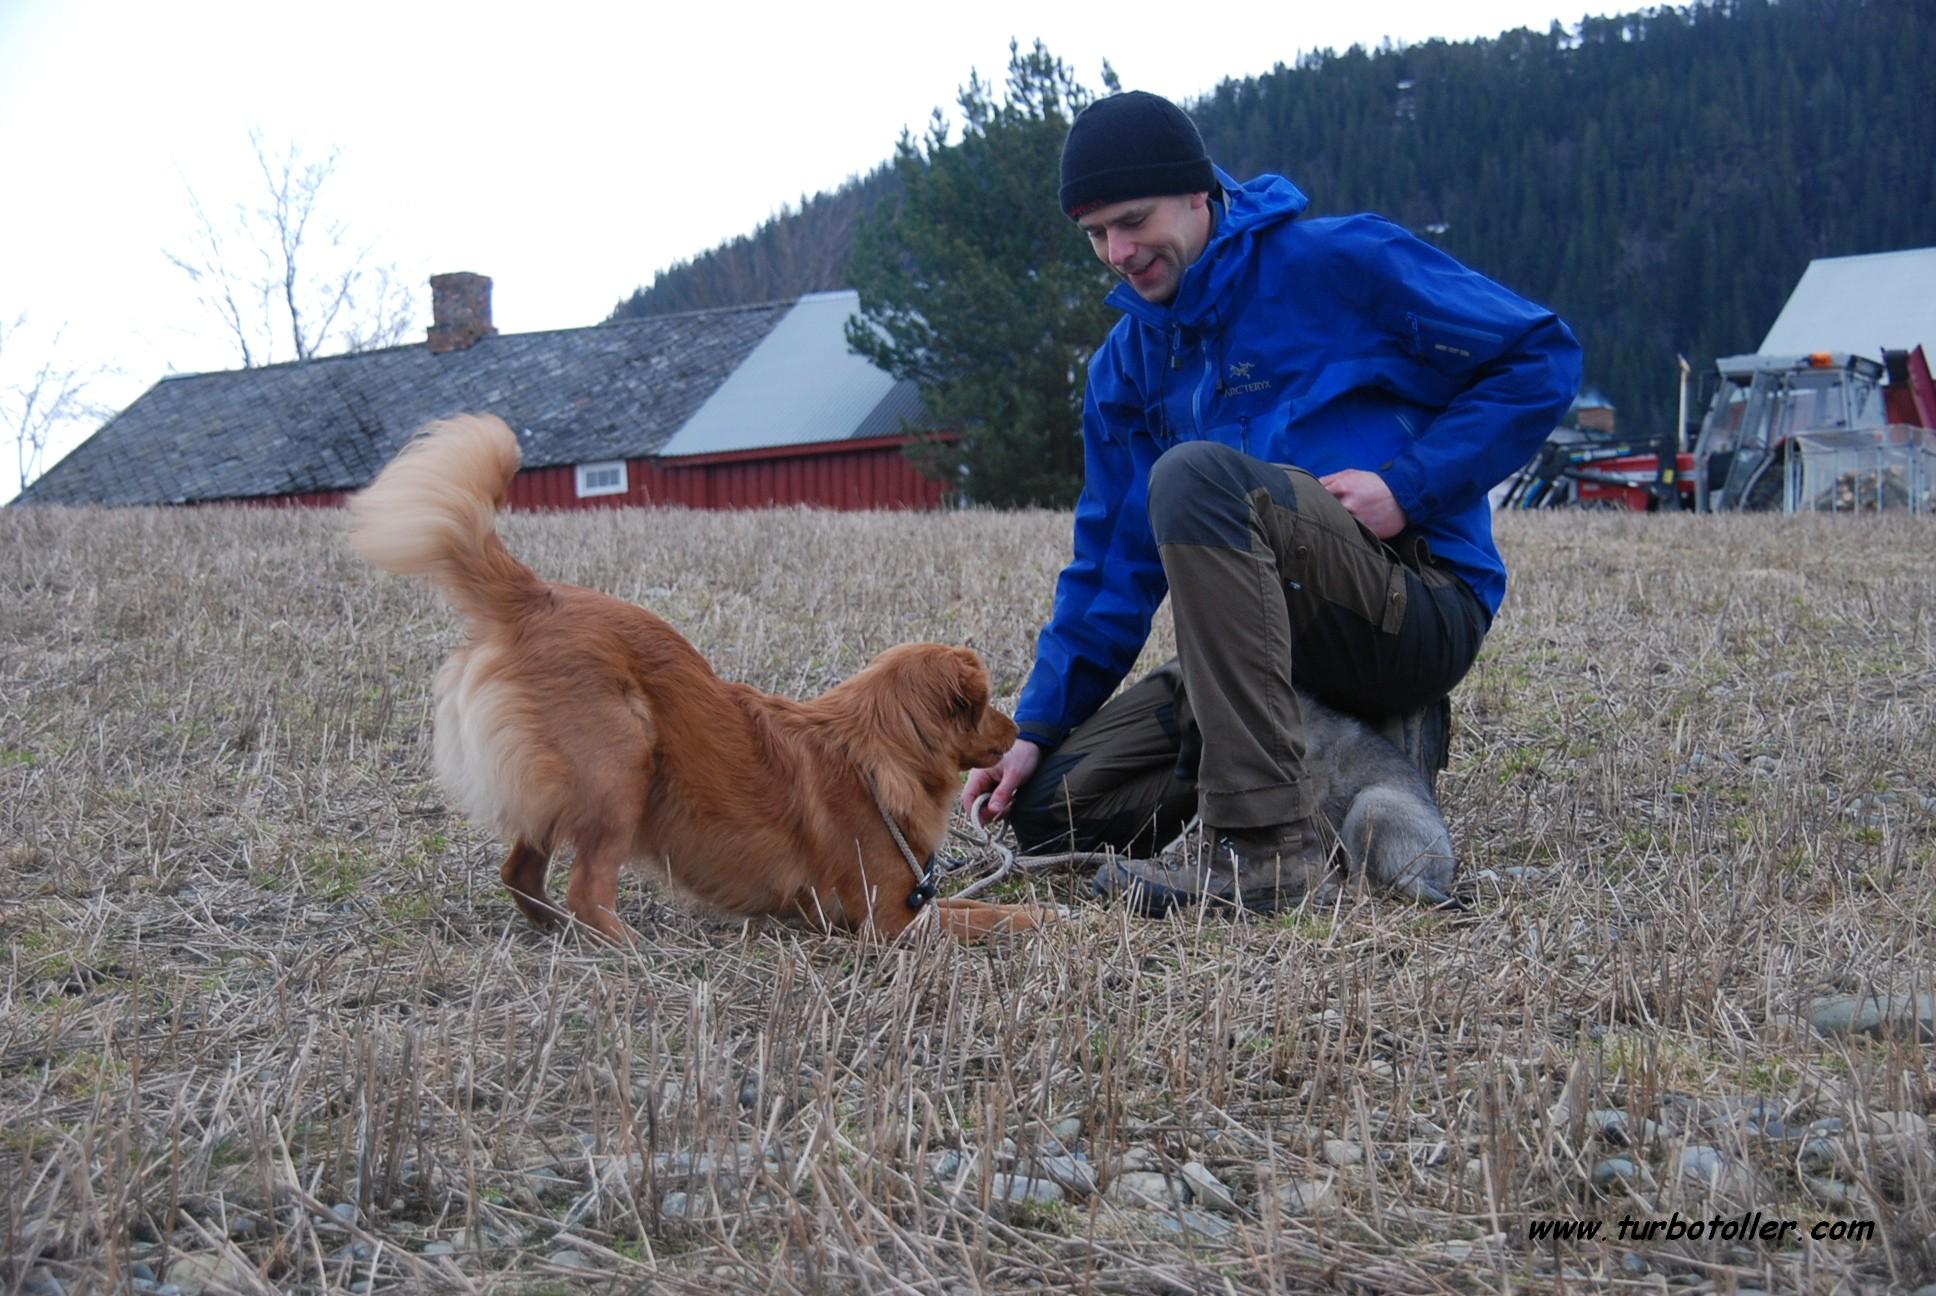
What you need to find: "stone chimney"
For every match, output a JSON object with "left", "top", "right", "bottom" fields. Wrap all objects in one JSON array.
[{"left": 426, "top": 272, "right": 498, "bottom": 354}]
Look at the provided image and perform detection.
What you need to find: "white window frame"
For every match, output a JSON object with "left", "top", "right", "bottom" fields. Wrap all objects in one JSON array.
[{"left": 575, "top": 460, "right": 628, "bottom": 498}]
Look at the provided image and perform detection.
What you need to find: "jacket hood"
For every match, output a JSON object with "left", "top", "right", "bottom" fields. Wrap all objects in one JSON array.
[
  {"left": 1216, "top": 166, "right": 1311, "bottom": 236},
  {"left": 1107, "top": 166, "right": 1310, "bottom": 328}
]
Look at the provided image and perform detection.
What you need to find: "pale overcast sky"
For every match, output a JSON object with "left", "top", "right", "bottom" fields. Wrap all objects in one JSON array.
[{"left": 0, "top": 0, "right": 1635, "bottom": 500}]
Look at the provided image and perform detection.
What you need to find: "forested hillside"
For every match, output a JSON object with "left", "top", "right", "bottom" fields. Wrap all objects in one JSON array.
[
  {"left": 609, "top": 172, "right": 898, "bottom": 318},
  {"left": 611, "top": 0, "right": 1933, "bottom": 437}
]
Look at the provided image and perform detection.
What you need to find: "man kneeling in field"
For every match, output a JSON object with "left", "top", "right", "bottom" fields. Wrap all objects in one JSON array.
[{"left": 963, "top": 91, "right": 1582, "bottom": 914}]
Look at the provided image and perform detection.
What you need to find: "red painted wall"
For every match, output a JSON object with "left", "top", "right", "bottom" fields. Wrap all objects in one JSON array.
[{"left": 266, "top": 435, "right": 952, "bottom": 512}]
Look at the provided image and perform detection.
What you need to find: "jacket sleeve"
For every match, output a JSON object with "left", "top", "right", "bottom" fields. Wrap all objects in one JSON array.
[
  {"left": 1012, "top": 350, "right": 1169, "bottom": 747},
  {"left": 1348, "top": 219, "right": 1583, "bottom": 522}
]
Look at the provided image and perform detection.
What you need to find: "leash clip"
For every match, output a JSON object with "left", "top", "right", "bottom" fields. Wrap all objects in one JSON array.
[{"left": 906, "top": 863, "right": 939, "bottom": 911}]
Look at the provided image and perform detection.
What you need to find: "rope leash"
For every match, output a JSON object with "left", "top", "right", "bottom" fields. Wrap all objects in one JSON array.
[
  {"left": 943, "top": 801, "right": 1468, "bottom": 913},
  {"left": 866, "top": 779, "right": 1104, "bottom": 910},
  {"left": 864, "top": 775, "right": 939, "bottom": 909},
  {"left": 941, "top": 795, "right": 1149, "bottom": 900}
]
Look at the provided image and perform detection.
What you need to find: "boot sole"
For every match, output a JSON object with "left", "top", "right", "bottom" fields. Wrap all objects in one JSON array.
[{"left": 1091, "top": 863, "right": 1314, "bottom": 918}]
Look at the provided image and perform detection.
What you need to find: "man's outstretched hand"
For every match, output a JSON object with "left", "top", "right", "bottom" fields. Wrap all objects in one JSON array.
[
  {"left": 962, "top": 739, "right": 1041, "bottom": 824},
  {"left": 1319, "top": 469, "right": 1409, "bottom": 539}
]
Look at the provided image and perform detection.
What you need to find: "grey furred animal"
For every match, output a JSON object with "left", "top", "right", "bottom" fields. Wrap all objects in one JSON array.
[{"left": 1299, "top": 693, "right": 1458, "bottom": 907}]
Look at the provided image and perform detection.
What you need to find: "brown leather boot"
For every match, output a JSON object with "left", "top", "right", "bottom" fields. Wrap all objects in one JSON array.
[
  {"left": 1093, "top": 818, "right": 1336, "bottom": 916},
  {"left": 1222, "top": 820, "right": 1340, "bottom": 910},
  {"left": 1092, "top": 827, "right": 1235, "bottom": 916}
]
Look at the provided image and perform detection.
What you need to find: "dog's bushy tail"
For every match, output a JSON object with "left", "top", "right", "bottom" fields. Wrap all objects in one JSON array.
[{"left": 348, "top": 414, "right": 540, "bottom": 624}]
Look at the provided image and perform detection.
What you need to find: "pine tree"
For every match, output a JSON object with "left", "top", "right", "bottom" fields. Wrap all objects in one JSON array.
[{"left": 843, "top": 41, "right": 1121, "bottom": 507}]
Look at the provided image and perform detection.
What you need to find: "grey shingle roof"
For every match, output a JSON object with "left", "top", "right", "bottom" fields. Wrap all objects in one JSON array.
[{"left": 18, "top": 302, "right": 788, "bottom": 505}]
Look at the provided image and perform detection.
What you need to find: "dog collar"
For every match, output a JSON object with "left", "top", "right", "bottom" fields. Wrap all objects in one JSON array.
[{"left": 864, "top": 776, "right": 939, "bottom": 910}]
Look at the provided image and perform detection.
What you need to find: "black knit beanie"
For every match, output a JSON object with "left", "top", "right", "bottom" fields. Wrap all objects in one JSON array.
[{"left": 1059, "top": 91, "right": 1216, "bottom": 219}]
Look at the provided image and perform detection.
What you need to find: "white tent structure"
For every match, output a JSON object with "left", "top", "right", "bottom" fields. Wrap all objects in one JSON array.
[
  {"left": 1759, "top": 247, "right": 1936, "bottom": 356},
  {"left": 1759, "top": 248, "right": 1936, "bottom": 514}
]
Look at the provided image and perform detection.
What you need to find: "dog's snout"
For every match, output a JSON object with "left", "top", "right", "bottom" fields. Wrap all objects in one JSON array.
[
  {"left": 963, "top": 704, "right": 1018, "bottom": 769},
  {"left": 988, "top": 707, "right": 1018, "bottom": 744}
]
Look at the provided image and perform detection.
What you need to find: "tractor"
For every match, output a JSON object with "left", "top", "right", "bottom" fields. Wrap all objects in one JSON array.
[{"left": 1496, "top": 345, "right": 1936, "bottom": 513}]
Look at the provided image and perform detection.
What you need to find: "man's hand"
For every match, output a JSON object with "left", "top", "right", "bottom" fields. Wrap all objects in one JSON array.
[
  {"left": 1319, "top": 469, "right": 1409, "bottom": 539},
  {"left": 962, "top": 739, "right": 1041, "bottom": 824}
]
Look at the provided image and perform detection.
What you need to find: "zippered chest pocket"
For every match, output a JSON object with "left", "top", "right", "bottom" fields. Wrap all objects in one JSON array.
[
  {"left": 1140, "top": 397, "right": 1179, "bottom": 449},
  {"left": 1408, "top": 313, "right": 1504, "bottom": 372}
]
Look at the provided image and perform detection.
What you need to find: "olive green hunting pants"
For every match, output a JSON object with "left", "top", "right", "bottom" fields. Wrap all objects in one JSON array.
[{"left": 1009, "top": 441, "right": 1490, "bottom": 856}]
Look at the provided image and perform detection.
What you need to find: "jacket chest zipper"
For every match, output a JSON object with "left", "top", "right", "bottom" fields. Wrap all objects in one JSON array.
[
  {"left": 1160, "top": 326, "right": 1186, "bottom": 445},
  {"left": 1192, "top": 353, "right": 1217, "bottom": 439},
  {"left": 1408, "top": 312, "right": 1504, "bottom": 360}
]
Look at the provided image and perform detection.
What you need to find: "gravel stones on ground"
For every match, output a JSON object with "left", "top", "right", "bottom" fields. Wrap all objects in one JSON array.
[
  {"left": 989, "top": 1174, "right": 1065, "bottom": 1207},
  {"left": 1179, "top": 1162, "right": 1237, "bottom": 1212},
  {"left": 929, "top": 1137, "right": 1257, "bottom": 1219},
  {"left": 1586, "top": 1108, "right": 1656, "bottom": 1145},
  {"left": 1106, "top": 1171, "right": 1186, "bottom": 1208},
  {"left": 1677, "top": 1144, "right": 1727, "bottom": 1183},
  {"left": 1322, "top": 1138, "right": 1365, "bottom": 1166},
  {"left": 1800, "top": 993, "right": 1936, "bottom": 1042},
  {"left": 1275, "top": 1176, "right": 1339, "bottom": 1215},
  {"left": 160, "top": 1254, "right": 255, "bottom": 1296},
  {"left": 1152, "top": 1209, "right": 1237, "bottom": 1240},
  {"left": 661, "top": 1190, "right": 703, "bottom": 1220},
  {"left": 1673, "top": 1143, "right": 1758, "bottom": 1200},
  {"left": 1591, "top": 1157, "right": 1642, "bottom": 1189},
  {"left": 1020, "top": 1152, "right": 1096, "bottom": 1196}
]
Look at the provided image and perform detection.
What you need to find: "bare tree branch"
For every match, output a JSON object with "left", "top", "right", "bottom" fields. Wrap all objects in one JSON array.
[
  {"left": 164, "top": 130, "right": 416, "bottom": 368},
  {"left": 1, "top": 314, "right": 113, "bottom": 495},
  {"left": 164, "top": 187, "right": 262, "bottom": 369}
]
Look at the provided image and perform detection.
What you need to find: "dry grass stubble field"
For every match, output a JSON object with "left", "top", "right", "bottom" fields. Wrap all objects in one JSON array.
[{"left": 2, "top": 503, "right": 1933, "bottom": 1295}]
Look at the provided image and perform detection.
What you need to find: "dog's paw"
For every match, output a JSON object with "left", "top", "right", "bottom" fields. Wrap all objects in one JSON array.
[
  {"left": 1009, "top": 903, "right": 1067, "bottom": 930},
  {"left": 555, "top": 906, "right": 637, "bottom": 946},
  {"left": 511, "top": 897, "right": 567, "bottom": 931}
]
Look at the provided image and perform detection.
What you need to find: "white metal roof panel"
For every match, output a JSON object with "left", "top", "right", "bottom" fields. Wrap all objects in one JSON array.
[
  {"left": 659, "top": 290, "right": 910, "bottom": 456},
  {"left": 1759, "top": 247, "right": 1936, "bottom": 357}
]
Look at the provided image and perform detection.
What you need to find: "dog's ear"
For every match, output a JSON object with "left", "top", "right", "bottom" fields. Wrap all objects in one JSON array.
[{"left": 945, "top": 646, "right": 990, "bottom": 724}]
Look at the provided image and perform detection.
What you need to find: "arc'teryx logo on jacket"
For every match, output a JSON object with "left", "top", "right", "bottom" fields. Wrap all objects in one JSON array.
[
  {"left": 1225, "top": 359, "right": 1270, "bottom": 395},
  {"left": 1012, "top": 167, "right": 1583, "bottom": 747}
]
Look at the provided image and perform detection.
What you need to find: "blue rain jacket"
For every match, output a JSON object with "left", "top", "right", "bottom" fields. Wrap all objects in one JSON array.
[{"left": 1013, "top": 168, "right": 1582, "bottom": 746}]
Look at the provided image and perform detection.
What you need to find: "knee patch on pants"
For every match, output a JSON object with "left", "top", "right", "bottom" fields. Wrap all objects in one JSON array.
[{"left": 1147, "top": 441, "right": 1299, "bottom": 549}]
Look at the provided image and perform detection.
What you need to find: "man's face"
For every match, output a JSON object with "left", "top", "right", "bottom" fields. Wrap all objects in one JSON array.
[{"left": 1077, "top": 192, "right": 1213, "bottom": 305}]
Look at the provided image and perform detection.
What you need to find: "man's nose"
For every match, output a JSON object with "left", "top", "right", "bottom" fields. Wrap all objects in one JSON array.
[{"left": 1107, "top": 230, "right": 1136, "bottom": 266}]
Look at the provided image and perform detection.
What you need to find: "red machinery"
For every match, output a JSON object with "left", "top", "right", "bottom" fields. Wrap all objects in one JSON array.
[{"left": 1498, "top": 346, "right": 1935, "bottom": 512}]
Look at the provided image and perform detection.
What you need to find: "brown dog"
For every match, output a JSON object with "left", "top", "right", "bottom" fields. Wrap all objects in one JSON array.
[{"left": 349, "top": 414, "right": 1053, "bottom": 942}]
